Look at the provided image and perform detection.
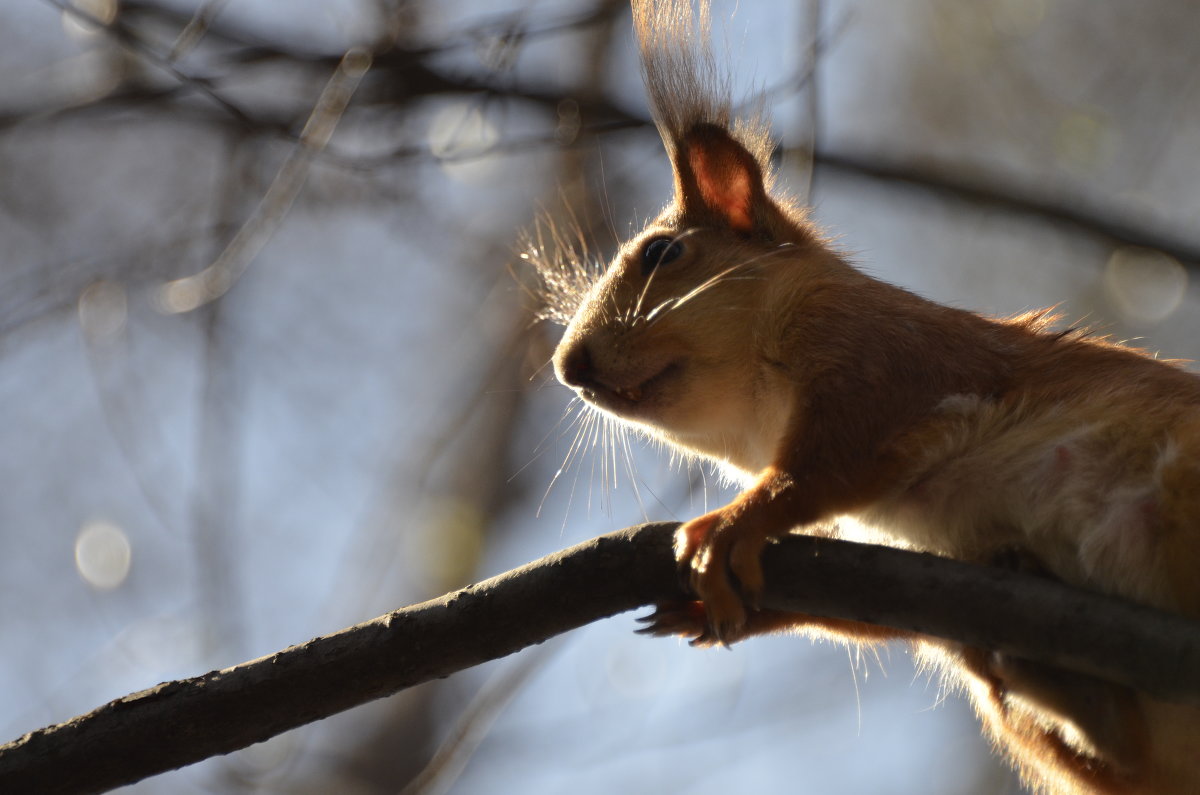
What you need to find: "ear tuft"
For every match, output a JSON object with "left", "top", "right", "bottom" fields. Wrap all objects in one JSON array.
[{"left": 682, "top": 124, "right": 766, "bottom": 234}]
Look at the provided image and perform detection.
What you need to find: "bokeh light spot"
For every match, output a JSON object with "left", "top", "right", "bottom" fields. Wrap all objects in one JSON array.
[
  {"left": 1103, "top": 246, "right": 1187, "bottom": 324},
  {"left": 155, "top": 277, "right": 208, "bottom": 315},
  {"left": 75, "top": 519, "right": 132, "bottom": 590},
  {"left": 61, "top": 0, "right": 118, "bottom": 39},
  {"left": 428, "top": 102, "right": 500, "bottom": 183},
  {"left": 78, "top": 280, "right": 127, "bottom": 339},
  {"left": 1056, "top": 111, "right": 1117, "bottom": 172},
  {"left": 421, "top": 498, "right": 485, "bottom": 591}
]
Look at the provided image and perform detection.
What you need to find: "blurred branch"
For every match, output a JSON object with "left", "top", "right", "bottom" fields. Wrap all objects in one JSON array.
[
  {"left": 812, "top": 150, "right": 1200, "bottom": 266},
  {"left": 44, "top": 0, "right": 259, "bottom": 127},
  {"left": 17, "top": 0, "right": 1200, "bottom": 280},
  {"left": 12, "top": 0, "right": 624, "bottom": 135},
  {"left": 116, "top": 0, "right": 628, "bottom": 60},
  {"left": 60, "top": 0, "right": 1200, "bottom": 277},
  {"left": 795, "top": 0, "right": 822, "bottom": 204},
  {"left": 166, "top": 0, "right": 232, "bottom": 62},
  {"left": 154, "top": 47, "right": 372, "bottom": 313},
  {"left": 3, "top": 523, "right": 1200, "bottom": 793}
]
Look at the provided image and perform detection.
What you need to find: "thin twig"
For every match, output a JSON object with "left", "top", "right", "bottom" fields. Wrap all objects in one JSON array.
[
  {"left": 154, "top": 48, "right": 373, "bottom": 313},
  {"left": 45, "top": 0, "right": 257, "bottom": 126},
  {"left": 167, "top": 0, "right": 231, "bottom": 62}
]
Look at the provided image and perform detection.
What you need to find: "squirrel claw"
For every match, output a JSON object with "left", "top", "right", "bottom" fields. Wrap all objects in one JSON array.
[
  {"left": 671, "top": 509, "right": 767, "bottom": 642},
  {"left": 637, "top": 600, "right": 723, "bottom": 646}
]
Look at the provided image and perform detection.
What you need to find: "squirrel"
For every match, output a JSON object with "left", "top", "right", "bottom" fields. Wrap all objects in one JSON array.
[{"left": 532, "top": 1, "right": 1200, "bottom": 792}]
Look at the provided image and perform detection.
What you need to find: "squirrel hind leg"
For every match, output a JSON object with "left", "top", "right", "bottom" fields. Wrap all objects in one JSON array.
[{"left": 957, "top": 646, "right": 1149, "bottom": 794}]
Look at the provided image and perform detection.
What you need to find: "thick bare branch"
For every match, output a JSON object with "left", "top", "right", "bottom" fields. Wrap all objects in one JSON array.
[{"left": 2, "top": 523, "right": 1200, "bottom": 793}]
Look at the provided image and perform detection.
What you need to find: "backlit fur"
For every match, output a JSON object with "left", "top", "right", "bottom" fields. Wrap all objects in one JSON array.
[{"left": 535, "top": 1, "right": 1200, "bottom": 792}]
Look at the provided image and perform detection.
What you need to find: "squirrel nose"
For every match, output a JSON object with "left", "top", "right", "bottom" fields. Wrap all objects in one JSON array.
[{"left": 556, "top": 341, "right": 594, "bottom": 389}]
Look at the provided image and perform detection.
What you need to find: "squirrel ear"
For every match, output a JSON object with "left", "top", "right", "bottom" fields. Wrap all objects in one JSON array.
[{"left": 676, "top": 124, "right": 768, "bottom": 234}]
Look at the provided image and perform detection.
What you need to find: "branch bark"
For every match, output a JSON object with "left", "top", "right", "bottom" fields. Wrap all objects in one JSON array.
[{"left": 3, "top": 523, "right": 1200, "bottom": 794}]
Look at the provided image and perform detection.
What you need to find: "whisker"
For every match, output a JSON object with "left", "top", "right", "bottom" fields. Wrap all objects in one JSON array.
[
  {"left": 537, "top": 402, "right": 592, "bottom": 517},
  {"left": 595, "top": 147, "right": 622, "bottom": 252},
  {"left": 559, "top": 409, "right": 602, "bottom": 534},
  {"left": 528, "top": 355, "right": 557, "bottom": 382},
  {"left": 519, "top": 204, "right": 607, "bottom": 327},
  {"left": 541, "top": 395, "right": 587, "bottom": 448},
  {"left": 607, "top": 414, "right": 620, "bottom": 511},
  {"left": 633, "top": 227, "right": 703, "bottom": 319},
  {"left": 609, "top": 414, "right": 621, "bottom": 510},
  {"left": 586, "top": 409, "right": 604, "bottom": 517},
  {"left": 645, "top": 245, "right": 793, "bottom": 324},
  {"left": 618, "top": 429, "right": 653, "bottom": 522}
]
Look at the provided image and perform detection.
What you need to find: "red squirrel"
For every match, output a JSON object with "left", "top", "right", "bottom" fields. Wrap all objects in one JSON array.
[{"left": 533, "top": 1, "right": 1200, "bottom": 792}]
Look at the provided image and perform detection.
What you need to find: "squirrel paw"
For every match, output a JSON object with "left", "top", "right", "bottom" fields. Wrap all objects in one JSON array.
[
  {"left": 673, "top": 510, "right": 771, "bottom": 643},
  {"left": 635, "top": 600, "right": 727, "bottom": 647}
]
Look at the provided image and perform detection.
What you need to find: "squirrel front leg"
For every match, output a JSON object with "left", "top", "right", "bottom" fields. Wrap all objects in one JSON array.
[
  {"left": 663, "top": 450, "right": 898, "bottom": 643},
  {"left": 673, "top": 466, "right": 819, "bottom": 640},
  {"left": 677, "top": 387, "right": 898, "bottom": 640}
]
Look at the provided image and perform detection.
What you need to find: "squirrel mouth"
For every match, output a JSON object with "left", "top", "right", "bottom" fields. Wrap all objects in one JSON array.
[
  {"left": 583, "top": 360, "right": 681, "bottom": 414},
  {"left": 611, "top": 384, "right": 644, "bottom": 402}
]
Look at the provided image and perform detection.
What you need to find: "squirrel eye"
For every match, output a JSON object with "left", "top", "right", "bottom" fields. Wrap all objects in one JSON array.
[{"left": 641, "top": 237, "right": 684, "bottom": 275}]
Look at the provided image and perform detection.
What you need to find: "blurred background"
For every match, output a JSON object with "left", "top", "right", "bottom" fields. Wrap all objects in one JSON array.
[{"left": 3, "top": 0, "right": 1200, "bottom": 792}]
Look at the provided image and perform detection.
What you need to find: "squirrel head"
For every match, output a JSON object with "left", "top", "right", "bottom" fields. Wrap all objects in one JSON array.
[{"left": 544, "top": 0, "right": 845, "bottom": 473}]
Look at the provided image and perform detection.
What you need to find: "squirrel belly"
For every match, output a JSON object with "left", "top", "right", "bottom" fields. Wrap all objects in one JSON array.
[
  {"left": 536, "top": 1, "right": 1200, "bottom": 792},
  {"left": 868, "top": 381, "right": 1200, "bottom": 619}
]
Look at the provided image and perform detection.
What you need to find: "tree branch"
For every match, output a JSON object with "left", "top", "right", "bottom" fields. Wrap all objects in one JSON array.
[
  {"left": 17, "top": 2, "right": 1200, "bottom": 272},
  {"left": 3, "top": 523, "right": 1200, "bottom": 793},
  {"left": 812, "top": 150, "right": 1200, "bottom": 266}
]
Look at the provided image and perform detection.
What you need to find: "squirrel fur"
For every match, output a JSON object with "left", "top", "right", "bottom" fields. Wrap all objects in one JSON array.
[{"left": 534, "top": 2, "right": 1200, "bottom": 792}]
